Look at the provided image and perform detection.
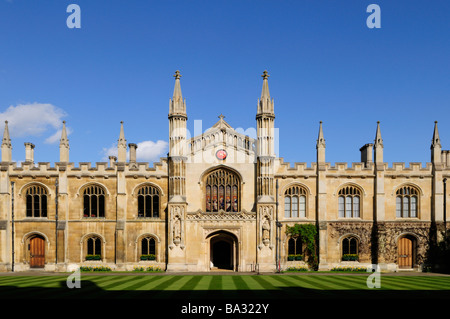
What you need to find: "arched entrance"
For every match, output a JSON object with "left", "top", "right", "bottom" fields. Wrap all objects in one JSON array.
[
  {"left": 29, "top": 235, "right": 45, "bottom": 268},
  {"left": 398, "top": 235, "right": 416, "bottom": 269},
  {"left": 208, "top": 231, "right": 238, "bottom": 271}
]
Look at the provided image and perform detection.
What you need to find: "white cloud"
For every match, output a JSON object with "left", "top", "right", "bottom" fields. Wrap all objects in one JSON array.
[
  {"left": 44, "top": 126, "right": 73, "bottom": 144},
  {"left": 0, "top": 103, "right": 67, "bottom": 141},
  {"left": 102, "top": 144, "right": 117, "bottom": 160},
  {"left": 102, "top": 140, "right": 168, "bottom": 162},
  {"left": 136, "top": 140, "right": 168, "bottom": 161}
]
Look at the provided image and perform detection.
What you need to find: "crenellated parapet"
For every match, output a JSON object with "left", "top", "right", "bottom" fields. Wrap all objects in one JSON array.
[
  {"left": 385, "top": 162, "right": 433, "bottom": 178},
  {"left": 2, "top": 159, "right": 169, "bottom": 179}
]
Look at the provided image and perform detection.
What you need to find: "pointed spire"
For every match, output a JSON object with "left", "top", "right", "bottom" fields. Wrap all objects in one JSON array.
[
  {"left": 169, "top": 70, "right": 186, "bottom": 116},
  {"left": 59, "top": 121, "right": 69, "bottom": 162},
  {"left": 374, "top": 121, "right": 383, "bottom": 147},
  {"left": 217, "top": 114, "right": 225, "bottom": 129},
  {"left": 173, "top": 70, "right": 182, "bottom": 101},
  {"left": 60, "top": 121, "right": 69, "bottom": 147},
  {"left": 1, "top": 120, "right": 12, "bottom": 162},
  {"left": 261, "top": 70, "right": 270, "bottom": 100},
  {"left": 374, "top": 121, "right": 384, "bottom": 164},
  {"left": 118, "top": 121, "right": 126, "bottom": 145},
  {"left": 2, "top": 120, "right": 11, "bottom": 147},
  {"left": 316, "top": 121, "right": 325, "bottom": 148},
  {"left": 431, "top": 121, "right": 441, "bottom": 148},
  {"left": 257, "top": 70, "right": 274, "bottom": 116},
  {"left": 431, "top": 121, "right": 442, "bottom": 165},
  {"left": 316, "top": 121, "right": 325, "bottom": 164},
  {"left": 117, "top": 121, "right": 127, "bottom": 162}
]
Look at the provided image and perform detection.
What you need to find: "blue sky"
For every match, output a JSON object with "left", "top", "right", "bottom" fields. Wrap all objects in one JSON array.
[{"left": 0, "top": 0, "right": 449, "bottom": 166}]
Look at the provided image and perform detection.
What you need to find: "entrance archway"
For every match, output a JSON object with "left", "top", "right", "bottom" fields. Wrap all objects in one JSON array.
[
  {"left": 207, "top": 231, "right": 238, "bottom": 271},
  {"left": 29, "top": 235, "right": 45, "bottom": 268},
  {"left": 398, "top": 235, "right": 416, "bottom": 269}
]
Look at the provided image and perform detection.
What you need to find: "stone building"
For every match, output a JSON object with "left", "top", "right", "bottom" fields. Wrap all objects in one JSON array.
[{"left": 0, "top": 70, "right": 448, "bottom": 272}]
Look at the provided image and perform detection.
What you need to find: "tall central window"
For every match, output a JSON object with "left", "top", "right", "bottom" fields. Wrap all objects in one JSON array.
[
  {"left": 83, "top": 185, "right": 105, "bottom": 218},
  {"left": 26, "top": 185, "right": 48, "bottom": 218},
  {"left": 284, "top": 185, "right": 307, "bottom": 218},
  {"left": 205, "top": 168, "right": 240, "bottom": 212},
  {"left": 137, "top": 185, "right": 160, "bottom": 218},
  {"left": 396, "top": 185, "right": 419, "bottom": 218},
  {"left": 338, "top": 185, "right": 361, "bottom": 218}
]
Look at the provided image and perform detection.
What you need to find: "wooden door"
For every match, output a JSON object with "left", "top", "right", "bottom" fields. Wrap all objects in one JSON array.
[
  {"left": 30, "top": 236, "right": 45, "bottom": 268},
  {"left": 398, "top": 237, "right": 413, "bottom": 269}
]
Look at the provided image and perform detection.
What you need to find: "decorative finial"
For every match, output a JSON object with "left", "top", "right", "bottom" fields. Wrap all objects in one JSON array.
[
  {"left": 261, "top": 70, "right": 269, "bottom": 80},
  {"left": 218, "top": 114, "right": 225, "bottom": 120},
  {"left": 375, "top": 121, "right": 383, "bottom": 146},
  {"left": 174, "top": 70, "right": 182, "bottom": 80}
]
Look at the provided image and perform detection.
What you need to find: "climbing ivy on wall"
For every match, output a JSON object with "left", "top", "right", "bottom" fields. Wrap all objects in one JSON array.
[{"left": 286, "top": 223, "right": 318, "bottom": 270}]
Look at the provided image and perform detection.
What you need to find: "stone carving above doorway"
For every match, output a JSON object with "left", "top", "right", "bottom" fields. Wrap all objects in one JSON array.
[{"left": 187, "top": 209, "right": 256, "bottom": 221}]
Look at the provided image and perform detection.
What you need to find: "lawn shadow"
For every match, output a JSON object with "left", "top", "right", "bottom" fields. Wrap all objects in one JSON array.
[
  {"left": 0, "top": 279, "right": 450, "bottom": 300},
  {"left": 1, "top": 279, "right": 449, "bottom": 316}
]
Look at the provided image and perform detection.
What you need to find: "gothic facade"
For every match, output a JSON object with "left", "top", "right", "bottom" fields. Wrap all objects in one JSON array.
[{"left": 0, "top": 71, "right": 448, "bottom": 272}]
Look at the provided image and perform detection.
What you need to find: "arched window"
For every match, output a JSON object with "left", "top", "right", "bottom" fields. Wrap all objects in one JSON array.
[
  {"left": 284, "top": 186, "right": 307, "bottom": 218},
  {"left": 338, "top": 186, "right": 361, "bottom": 218},
  {"left": 205, "top": 168, "right": 240, "bottom": 212},
  {"left": 141, "top": 236, "right": 156, "bottom": 260},
  {"left": 137, "top": 185, "right": 160, "bottom": 218},
  {"left": 288, "top": 237, "right": 303, "bottom": 256},
  {"left": 342, "top": 236, "right": 359, "bottom": 261},
  {"left": 396, "top": 186, "right": 419, "bottom": 218},
  {"left": 83, "top": 185, "right": 105, "bottom": 218},
  {"left": 86, "top": 236, "right": 102, "bottom": 260},
  {"left": 26, "top": 185, "right": 48, "bottom": 218}
]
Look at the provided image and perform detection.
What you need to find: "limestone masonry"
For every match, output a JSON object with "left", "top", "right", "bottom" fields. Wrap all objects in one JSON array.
[{"left": 0, "top": 71, "right": 448, "bottom": 272}]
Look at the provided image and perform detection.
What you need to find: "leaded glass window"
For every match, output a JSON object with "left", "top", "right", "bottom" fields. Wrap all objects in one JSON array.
[{"left": 205, "top": 169, "right": 240, "bottom": 212}]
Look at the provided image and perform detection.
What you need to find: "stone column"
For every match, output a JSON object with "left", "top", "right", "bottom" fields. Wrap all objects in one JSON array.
[
  {"left": 115, "top": 163, "right": 126, "bottom": 267},
  {"left": 316, "top": 121, "right": 328, "bottom": 270},
  {"left": 317, "top": 164, "right": 328, "bottom": 270},
  {"left": 0, "top": 163, "right": 10, "bottom": 271},
  {"left": 56, "top": 163, "right": 68, "bottom": 270}
]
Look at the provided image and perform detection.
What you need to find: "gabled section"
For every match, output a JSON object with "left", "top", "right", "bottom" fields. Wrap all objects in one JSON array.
[
  {"left": 208, "top": 114, "right": 233, "bottom": 131},
  {"left": 187, "top": 115, "right": 256, "bottom": 158}
]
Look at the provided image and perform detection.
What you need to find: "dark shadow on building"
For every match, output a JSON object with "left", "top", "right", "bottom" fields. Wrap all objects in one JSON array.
[{"left": 425, "top": 222, "right": 450, "bottom": 273}]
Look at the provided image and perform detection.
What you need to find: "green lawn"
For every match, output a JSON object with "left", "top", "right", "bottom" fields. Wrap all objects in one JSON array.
[{"left": 1, "top": 273, "right": 450, "bottom": 300}]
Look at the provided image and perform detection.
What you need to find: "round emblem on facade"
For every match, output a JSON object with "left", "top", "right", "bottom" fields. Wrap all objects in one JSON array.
[{"left": 216, "top": 149, "right": 227, "bottom": 160}]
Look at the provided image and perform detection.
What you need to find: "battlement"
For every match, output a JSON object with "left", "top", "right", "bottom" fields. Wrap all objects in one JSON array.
[
  {"left": 276, "top": 158, "right": 316, "bottom": 176},
  {"left": 1, "top": 157, "right": 168, "bottom": 178},
  {"left": 386, "top": 162, "right": 432, "bottom": 171},
  {"left": 273, "top": 157, "right": 443, "bottom": 180}
]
